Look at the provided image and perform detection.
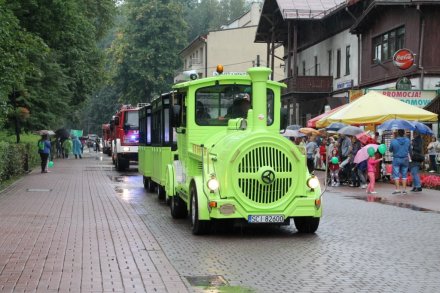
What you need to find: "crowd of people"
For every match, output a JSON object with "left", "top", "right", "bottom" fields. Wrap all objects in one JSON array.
[
  {"left": 37, "top": 134, "right": 102, "bottom": 173},
  {"left": 289, "top": 129, "right": 439, "bottom": 195}
]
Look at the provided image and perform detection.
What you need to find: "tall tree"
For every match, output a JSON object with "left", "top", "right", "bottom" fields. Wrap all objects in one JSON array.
[
  {"left": 184, "top": 0, "right": 247, "bottom": 42},
  {"left": 2, "top": 0, "right": 115, "bottom": 137},
  {"left": 111, "top": 0, "right": 187, "bottom": 104}
]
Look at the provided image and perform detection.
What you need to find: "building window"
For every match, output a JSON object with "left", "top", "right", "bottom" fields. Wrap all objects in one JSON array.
[
  {"left": 314, "top": 56, "right": 318, "bottom": 76},
  {"left": 373, "top": 26, "right": 405, "bottom": 63},
  {"left": 328, "top": 50, "right": 332, "bottom": 76},
  {"left": 302, "top": 61, "right": 306, "bottom": 76},
  {"left": 200, "top": 48, "right": 203, "bottom": 63},
  {"left": 336, "top": 49, "right": 341, "bottom": 78},
  {"left": 345, "top": 46, "right": 350, "bottom": 75}
]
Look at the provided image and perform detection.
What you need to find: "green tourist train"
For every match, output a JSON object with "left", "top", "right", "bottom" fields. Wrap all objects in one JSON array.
[{"left": 138, "top": 66, "right": 322, "bottom": 235}]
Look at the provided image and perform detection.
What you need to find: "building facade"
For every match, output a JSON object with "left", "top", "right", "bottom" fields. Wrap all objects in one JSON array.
[
  {"left": 175, "top": 2, "right": 283, "bottom": 83},
  {"left": 256, "top": 0, "right": 440, "bottom": 128}
]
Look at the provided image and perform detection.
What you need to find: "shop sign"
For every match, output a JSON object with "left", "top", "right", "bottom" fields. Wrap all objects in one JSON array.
[
  {"left": 393, "top": 49, "right": 415, "bottom": 70},
  {"left": 370, "top": 90, "right": 436, "bottom": 108},
  {"left": 337, "top": 80, "right": 353, "bottom": 90},
  {"left": 396, "top": 77, "right": 412, "bottom": 90}
]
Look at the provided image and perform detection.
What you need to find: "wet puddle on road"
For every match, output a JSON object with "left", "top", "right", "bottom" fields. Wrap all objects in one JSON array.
[
  {"left": 185, "top": 275, "right": 254, "bottom": 293},
  {"left": 350, "top": 195, "right": 440, "bottom": 214},
  {"left": 108, "top": 175, "right": 138, "bottom": 183}
]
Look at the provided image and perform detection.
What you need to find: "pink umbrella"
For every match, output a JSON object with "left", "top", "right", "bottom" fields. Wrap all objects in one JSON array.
[{"left": 354, "top": 144, "right": 379, "bottom": 164}]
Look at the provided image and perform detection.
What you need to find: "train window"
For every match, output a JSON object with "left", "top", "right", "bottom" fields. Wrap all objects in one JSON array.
[{"left": 195, "top": 85, "right": 274, "bottom": 126}]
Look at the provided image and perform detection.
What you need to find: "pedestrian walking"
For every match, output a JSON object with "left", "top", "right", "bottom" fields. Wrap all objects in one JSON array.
[
  {"left": 37, "top": 134, "right": 51, "bottom": 173},
  {"left": 427, "top": 136, "right": 438, "bottom": 172},
  {"left": 56, "top": 138, "right": 62, "bottom": 158},
  {"left": 389, "top": 129, "right": 411, "bottom": 195},
  {"left": 410, "top": 131, "right": 424, "bottom": 192},
  {"left": 357, "top": 159, "right": 368, "bottom": 189},
  {"left": 62, "top": 137, "right": 73, "bottom": 159},
  {"left": 95, "top": 137, "right": 101, "bottom": 152},
  {"left": 72, "top": 136, "right": 82, "bottom": 159},
  {"left": 350, "top": 136, "right": 362, "bottom": 187},
  {"left": 329, "top": 149, "right": 340, "bottom": 186},
  {"left": 306, "top": 136, "right": 319, "bottom": 173},
  {"left": 366, "top": 149, "right": 382, "bottom": 196}
]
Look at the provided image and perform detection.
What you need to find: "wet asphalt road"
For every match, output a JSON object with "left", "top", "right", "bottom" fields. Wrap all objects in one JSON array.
[{"left": 104, "top": 156, "right": 440, "bottom": 293}]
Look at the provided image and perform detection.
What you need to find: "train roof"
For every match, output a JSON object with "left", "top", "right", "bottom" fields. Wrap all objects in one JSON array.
[{"left": 173, "top": 72, "right": 286, "bottom": 90}]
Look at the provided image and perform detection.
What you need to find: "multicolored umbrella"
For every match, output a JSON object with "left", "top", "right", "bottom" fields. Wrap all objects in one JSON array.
[{"left": 354, "top": 144, "right": 379, "bottom": 164}]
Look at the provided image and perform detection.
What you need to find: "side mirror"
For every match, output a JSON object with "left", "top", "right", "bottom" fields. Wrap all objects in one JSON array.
[
  {"left": 171, "top": 105, "right": 181, "bottom": 128},
  {"left": 114, "top": 116, "right": 120, "bottom": 126},
  {"left": 110, "top": 121, "right": 114, "bottom": 131},
  {"left": 280, "top": 108, "right": 288, "bottom": 130}
]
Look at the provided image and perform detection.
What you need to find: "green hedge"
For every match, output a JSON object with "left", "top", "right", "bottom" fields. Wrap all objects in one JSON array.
[{"left": 0, "top": 142, "right": 40, "bottom": 184}]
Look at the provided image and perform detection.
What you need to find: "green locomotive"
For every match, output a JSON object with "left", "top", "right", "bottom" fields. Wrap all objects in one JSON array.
[{"left": 139, "top": 66, "right": 322, "bottom": 235}]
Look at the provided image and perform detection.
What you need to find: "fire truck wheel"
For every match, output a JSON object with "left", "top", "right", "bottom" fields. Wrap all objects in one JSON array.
[
  {"left": 170, "top": 195, "right": 188, "bottom": 219},
  {"left": 116, "top": 157, "right": 128, "bottom": 171},
  {"left": 293, "top": 217, "right": 320, "bottom": 233},
  {"left": 157, "top": 185, "right": 166, "bottom": 201},
  {"left": 190, "top": 184, "right": 211, "bottom": 235}
]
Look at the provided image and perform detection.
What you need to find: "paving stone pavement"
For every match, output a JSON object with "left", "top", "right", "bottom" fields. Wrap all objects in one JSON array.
[
  {"left": 0, "top": 153, "right": 188, "bottom": 293},
  {"left": 116, "top": 165, "right": 440, "bottom": 293},
  {"left": 2, "top": 152, "right": 440, "bottom": 293}
]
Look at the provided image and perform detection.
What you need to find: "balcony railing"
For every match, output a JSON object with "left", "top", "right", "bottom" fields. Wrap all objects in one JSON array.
[{"left": 280, "top": 76, "right": 333, "bottom": 95}]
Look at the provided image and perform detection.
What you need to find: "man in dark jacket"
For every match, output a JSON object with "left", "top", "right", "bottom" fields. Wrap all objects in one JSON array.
[
  {"left": 389, "top": 129, "right": 411, "bottom": 194},
  {"left": 410, "top": 131, "right": 424, "bottom": 192}
]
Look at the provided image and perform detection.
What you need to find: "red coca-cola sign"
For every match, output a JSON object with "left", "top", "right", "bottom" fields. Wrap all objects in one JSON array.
[{"left": 393, "top": 49, "right": 415, "bottom": 70}]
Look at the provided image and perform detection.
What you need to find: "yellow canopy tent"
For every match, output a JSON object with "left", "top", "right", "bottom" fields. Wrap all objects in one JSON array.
[{"left": 316, "top": 91, "right": 438, "bottom": 127}]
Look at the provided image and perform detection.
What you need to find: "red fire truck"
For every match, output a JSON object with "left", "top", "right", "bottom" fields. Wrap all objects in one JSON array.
[
  {"left": 102, "top": 123, "right": 112, "bottom": 156},
  {"left": 110, "top": 104, "right": 145, "bottom": 171}
]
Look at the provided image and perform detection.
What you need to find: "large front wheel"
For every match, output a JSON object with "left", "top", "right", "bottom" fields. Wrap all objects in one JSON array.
[
  {"left": 190, "top": 184, "right": 210, "bottom": 235},
  {"left": 293, "top": 217, "right": 320, "bottom": 233}
]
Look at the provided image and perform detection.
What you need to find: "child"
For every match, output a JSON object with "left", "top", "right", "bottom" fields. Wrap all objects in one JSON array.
[
  {"left": 367, "top": 149, "right": 383, "bottom": 196},
  {"left": 329, "top": 149, "right": 340, "bottom": 187}
]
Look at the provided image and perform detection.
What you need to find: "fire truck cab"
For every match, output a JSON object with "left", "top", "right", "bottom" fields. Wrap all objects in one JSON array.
[{"left": 111, "top": 104, "right": 144, "bottom": 171}]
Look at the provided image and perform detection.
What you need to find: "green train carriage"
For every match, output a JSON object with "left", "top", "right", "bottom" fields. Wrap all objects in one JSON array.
[
  {"left": 138, "top": 93, "right": 177, "bottom": 200},
  {"left": 139, "top": 66, "right": 322, "bottom": 235}
]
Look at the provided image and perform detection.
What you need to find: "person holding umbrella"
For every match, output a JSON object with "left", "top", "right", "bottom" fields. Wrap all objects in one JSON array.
[
  {"left": 366, "top": 147, "right": 382, "bottom": 196},
  {"left": 389, "top": 129, "right": 411, "bottom": 195},
  {"left": 409, "top": 131, "right": 424, "bottom": 192}
]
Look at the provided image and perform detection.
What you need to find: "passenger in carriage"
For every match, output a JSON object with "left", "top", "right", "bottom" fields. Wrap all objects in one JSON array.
[
  {"left": 225, "top": 94, "right": 251, "bottom": 119},
  {"left": 195, "top": 101, "right": 211, "bottom": 125}
]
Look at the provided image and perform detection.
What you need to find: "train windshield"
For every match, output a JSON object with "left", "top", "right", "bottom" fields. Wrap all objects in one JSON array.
[{"left": 195, "top": 85, "right": 274, "bottom": 126}]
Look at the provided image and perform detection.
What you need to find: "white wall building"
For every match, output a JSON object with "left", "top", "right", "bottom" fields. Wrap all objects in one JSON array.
[{"left": 175, "top": 2, "right": 282, "bottom": 82}]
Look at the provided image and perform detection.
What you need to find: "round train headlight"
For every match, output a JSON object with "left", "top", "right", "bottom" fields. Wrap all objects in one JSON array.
[
  {"left": 307, "top": 176, "right": 320, "bottom": 189},
  {"left": 123, "top": 146, "right": 130, "bottom": 151},
  {"left": 207, "top": 178, "right": 220, "bottom": 192}
]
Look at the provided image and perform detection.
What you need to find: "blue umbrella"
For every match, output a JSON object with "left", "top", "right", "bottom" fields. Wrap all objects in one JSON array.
[
  {"left": 287, "top": 124, "right": 302, "bottom": 130},
  {"left": 410, "top": 121, "right": 433, "bottom": 135},
  {"left": 377, "top": 119, "right": 415, "bottom": 132},
  {"left": 326, "top": 122, "right": 347, "bottom": 131}
]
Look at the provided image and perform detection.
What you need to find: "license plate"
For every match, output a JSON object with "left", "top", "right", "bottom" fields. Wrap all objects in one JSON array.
[{"left": 248, "top": 215, "right": 284, "bottom": 223}]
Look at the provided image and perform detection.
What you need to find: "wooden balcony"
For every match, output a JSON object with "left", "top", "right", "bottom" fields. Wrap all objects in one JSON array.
[{"left": 280, "top": 76, "right": 333, "bottom": 95}]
